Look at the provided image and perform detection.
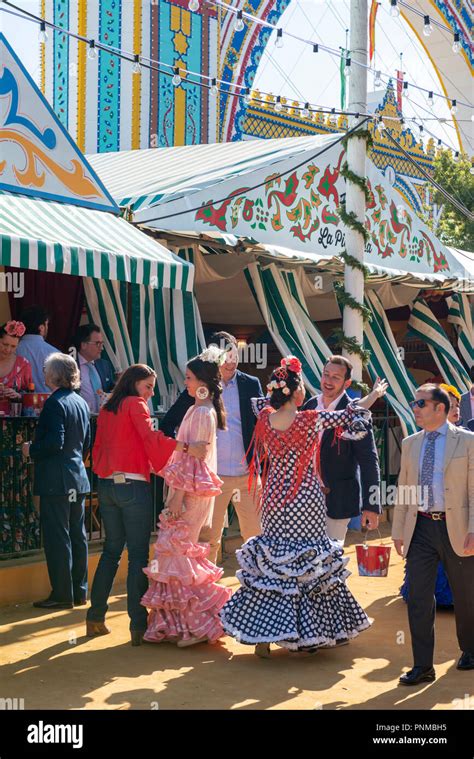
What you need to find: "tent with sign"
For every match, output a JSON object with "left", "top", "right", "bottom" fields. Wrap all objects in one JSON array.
[
  {"left": 0, "top": 33, "right": 204, "bottom": 399},
  {"left": 88, "top": 134, "right": 473, "bottom": 437}
]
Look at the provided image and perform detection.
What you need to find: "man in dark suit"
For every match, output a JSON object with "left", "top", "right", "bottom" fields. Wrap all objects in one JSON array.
[
  {"left": 303, "top": 355, "right": 381, "bottom": 543},
  {"left": 22, "top": 353, "right": 91, "bottom": 609},
  {"left": 161, "top": 331, "right": 263, "bottom": 563},
  {"left": 73, "top": 324, "right": 115, "bottom": 414}
]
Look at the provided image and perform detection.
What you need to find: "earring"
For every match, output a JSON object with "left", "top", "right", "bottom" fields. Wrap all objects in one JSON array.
[{"left": 196, "top": 385, "right": 209, "bottom": 400}]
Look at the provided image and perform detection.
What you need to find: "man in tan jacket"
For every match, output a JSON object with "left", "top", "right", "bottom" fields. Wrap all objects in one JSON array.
[{"left": 392, "top": 384, "right": 474, "bottom": 685}]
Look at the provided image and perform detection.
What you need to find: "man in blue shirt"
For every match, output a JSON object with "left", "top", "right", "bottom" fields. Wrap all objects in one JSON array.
[
  {"left": 161, "top": 331, "right": 263, "bottom": 563},
  {"left": 17, "top": 305, "right": 60, "bottom": 393}
]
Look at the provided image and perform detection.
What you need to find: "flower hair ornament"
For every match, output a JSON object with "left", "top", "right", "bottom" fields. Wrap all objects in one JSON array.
[
  {"left": 3, "top": 321, "right": 26, "bottom": 338},
  {"left": 199, "top": 344, "right": 228, "bottom": 366},
  {"left": 266, "top": 356, "right": 303, "bottom": 396}
]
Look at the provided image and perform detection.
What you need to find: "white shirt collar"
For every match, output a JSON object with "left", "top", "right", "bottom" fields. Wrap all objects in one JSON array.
[{"left": 316, "top": 391, "right": 345, "bottom": 411}]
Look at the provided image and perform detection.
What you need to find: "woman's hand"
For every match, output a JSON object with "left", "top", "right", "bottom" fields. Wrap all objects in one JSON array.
[
  {"left": 3, "top": 386, "right": 20, "bottom": 399},
  {"left": 187, "top": 441, "right": 209, "bottom": 460},
  {"left": 372, "top": 376, "right": 388, "bottom": 398},
  {"left": 166, "top": 491, "right": 184, "bottom": 516}
]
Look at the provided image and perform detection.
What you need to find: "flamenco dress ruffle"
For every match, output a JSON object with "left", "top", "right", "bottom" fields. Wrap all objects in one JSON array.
[
  {"left": 142, "top": 512, "right": 231, "bottom": 644},
  {"left": 220, "top": 534, "right": 371, "bottom": 650}
]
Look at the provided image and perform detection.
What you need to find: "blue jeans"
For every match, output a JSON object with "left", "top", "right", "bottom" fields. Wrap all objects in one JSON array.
[
  {"left": 40, "top": 494, "right": 88, "bottom": 604},
  {"left": 87, "top": 479, "right": 153, "bottom": 631}
]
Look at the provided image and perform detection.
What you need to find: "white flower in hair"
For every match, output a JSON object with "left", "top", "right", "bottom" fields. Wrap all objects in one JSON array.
[{"left": 199, "top": 344, "right": 227, "bottom": 366}]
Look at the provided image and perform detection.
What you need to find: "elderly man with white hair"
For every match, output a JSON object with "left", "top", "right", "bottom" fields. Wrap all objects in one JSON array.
[{"left": 22, "top": 353, "right": 91, "bottom": 609}]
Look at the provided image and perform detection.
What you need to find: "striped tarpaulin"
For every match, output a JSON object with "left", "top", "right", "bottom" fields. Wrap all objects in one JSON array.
[
  {"left": 83, "top": 277, "right": 205, "bottom": 403},
  {"left": 447, "top": 293, "right": 474, "bottom": 370},
  {"left": 364, "top": 290, "right": 417, "bottom": 436},
  {"left": 408, "top": 298, "right": 471, "bottom": 393},
  {"left": 0, "top": 194, "right": 193, "bottom": 291},
  {"left": 244, "top": 262, "right": 330, "bottom": 393}
]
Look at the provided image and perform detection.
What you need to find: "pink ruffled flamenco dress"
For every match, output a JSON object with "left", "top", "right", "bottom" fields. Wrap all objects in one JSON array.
[{"left": 141, "top": 405, "right": 232, "bottom": 644}]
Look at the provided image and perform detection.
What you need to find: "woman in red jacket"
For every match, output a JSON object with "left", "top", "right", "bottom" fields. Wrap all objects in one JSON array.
[{"left": 86, "top": 364, "right": 208, "bottom": 644}]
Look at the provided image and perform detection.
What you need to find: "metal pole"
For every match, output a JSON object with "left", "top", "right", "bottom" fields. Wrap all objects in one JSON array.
[{"left": 343, "top": 0, "right": 368, "bottom": 382}]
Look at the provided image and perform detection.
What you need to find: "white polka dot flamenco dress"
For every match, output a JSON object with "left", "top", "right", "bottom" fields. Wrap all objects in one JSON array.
[
  {"left": 219, "top": 399, "right": 372, "bottom": 651},
  {"left": 141, "top": 405, "right": 231, "bottom": 644}
]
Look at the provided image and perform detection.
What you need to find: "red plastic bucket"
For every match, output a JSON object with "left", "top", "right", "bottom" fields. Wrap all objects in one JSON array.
[{"left": 355, "top": 543, "right": 391, "bottom": 577}]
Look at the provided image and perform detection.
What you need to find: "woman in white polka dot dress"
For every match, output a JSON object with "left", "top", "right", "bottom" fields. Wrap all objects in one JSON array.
[{"left": 220, "top": 356, "right": 372, "bottom": 657}]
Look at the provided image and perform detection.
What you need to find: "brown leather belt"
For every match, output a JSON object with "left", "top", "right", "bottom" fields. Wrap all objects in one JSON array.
[{"left": 418, "top": 511, "right": 446, "bottom": 521}]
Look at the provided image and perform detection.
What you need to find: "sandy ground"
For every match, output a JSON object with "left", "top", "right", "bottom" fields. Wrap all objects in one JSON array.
[{"left": 0, "top": 524, "right": 471, "bottom": 711}]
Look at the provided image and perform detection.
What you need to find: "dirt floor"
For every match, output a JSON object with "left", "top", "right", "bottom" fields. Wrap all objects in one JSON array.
[{"left": 0, "top": 523, "right": 471, "bottom": 711}]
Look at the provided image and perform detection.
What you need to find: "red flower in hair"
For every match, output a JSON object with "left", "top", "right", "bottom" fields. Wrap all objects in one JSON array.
[
  {"left": 281, "top": 356, "right": 302, "bottom": 375},
  {"left": 4, "top": 321, "right": 26, "bottom": 338}
]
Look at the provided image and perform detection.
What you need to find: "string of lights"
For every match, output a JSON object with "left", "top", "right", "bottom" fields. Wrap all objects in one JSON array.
[
  {"left": 2, "top": 0, "right": 471, "bottom": 114},
  {"left": 205, "top": 0, "right": 473, "bottom": 109},
  {"left": 1, "top": 0, "right": 469, "bottom": 161}
]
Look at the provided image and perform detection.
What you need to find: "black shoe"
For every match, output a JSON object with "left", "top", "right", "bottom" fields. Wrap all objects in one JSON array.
[
  {"left": 74, "top": 598, "right": 87, "bottom": 606},
  {"left": 130, "top": 630, "right": 145, "bottom": 646},
  {"left": 399, "top": 666, "right": 436, "bottom": 685},
  {"left": 33, "top": 598, "right": 73, "bottom": 610},
  {"left": 457, "top": 652, "right": 474, "bottom": 670}
]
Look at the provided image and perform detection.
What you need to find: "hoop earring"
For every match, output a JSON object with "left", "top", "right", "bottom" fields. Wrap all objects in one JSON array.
[{"left": 196, "top": 385, "right": 209, "bottom": 400}]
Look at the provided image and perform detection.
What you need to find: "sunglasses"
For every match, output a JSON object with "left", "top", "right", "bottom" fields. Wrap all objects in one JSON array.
[{"left": 409, "top": 399, "right": 437, "bottom": 409}]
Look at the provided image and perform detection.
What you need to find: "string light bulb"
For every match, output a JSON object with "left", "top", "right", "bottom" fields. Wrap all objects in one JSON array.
[
  {"left": 243, "top": 87, "right": 251, "bottom": 105},
  {"left": 453, "top": 151, "right": 459, "bottom": 162},
  {"left": 374, "top": 70, "right": 382, "bottom": 88},
  {"left": 423, "top": 16, "right": 433, "bottom": 37},
  {"left": 402, "top": 81, "right": 408, "bottom": 97},
  {"left": 452, "top": 32, "right": 460, "bottom": 54},
  {"left": 132, "top": 54, "right": 141, "bottom": 74},
  {"left": 313, "top": 44, "right": 319, "bottom": 53},
  {"left": 302, "top": 102, "right": 310, "bottom": 118},
  {"left": 234, "top": 10, "right": 244, "bottom": 32},
  {"left": 389, "top": 0, "right": 400, "bottom": 18},
  {"left": 275, "top": 28, "right": 284, "bottom": 49},
  {"left": 275, "top": 96, "right": 283, "bottom": 112},
  {"left": 87, "top": 40, "right": 98, "bottom": 60},
  {"left": 344, "top": 57, "right": 351, "bottom": 77},
  {"left": 209, "top": 78, "right": 218, "bottom": 96},
  {"left": 427, "top": 91, "right": 434, "bottom": 107},
  {"left": 377, "top": 117, "right": 385, "bottom": 134},
  {"left": 38, "top": 20, "right": 48, "bottom": 44},
  {"left": 172, "top": 67, "right": 181, "bottom": 87},
  {"left": 450, "top": 99, "right": 458, "bottom": 115},
  {"left": 188, "top": 0, "right": 200, "bottom": 10}
]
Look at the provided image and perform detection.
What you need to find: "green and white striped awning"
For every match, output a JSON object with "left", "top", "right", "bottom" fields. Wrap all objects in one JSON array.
[
  {"left": 84, "top": 278, "right": 205, "bottom": 400},
  {"left": 244, "top": 262, "right": 330, "bottom": 393},
  {"left": 408, "top": 298, "right": 471, "bottom": 392},
  {"left": 447, "top": 293, "right": 474, "bottom": 369},
  {"left": 0, "top": 194, "right": 193, "bottom": 291},
  {"left": 364, "top": 290, "right": 417, "bottom": 436}
]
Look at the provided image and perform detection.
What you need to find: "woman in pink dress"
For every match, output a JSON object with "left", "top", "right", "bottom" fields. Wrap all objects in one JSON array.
[
  {"left": 142, "top": 346, "right": 232, "bottom": 647},
  {"left": 0, "top": 321, "right": 32, "bottom": 403}
]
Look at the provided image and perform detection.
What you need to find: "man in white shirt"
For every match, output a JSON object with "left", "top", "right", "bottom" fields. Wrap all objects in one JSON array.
[
  {"left": 17, "top": 305, "right": 59, "bottom": 393},
  {"left": 303, "top": 356, "right": 381, "bottom": 543}
]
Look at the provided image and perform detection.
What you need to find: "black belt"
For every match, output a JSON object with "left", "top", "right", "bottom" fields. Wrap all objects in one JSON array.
[{"left": 418, "top": 511, "right": 446, "bottom": 521}]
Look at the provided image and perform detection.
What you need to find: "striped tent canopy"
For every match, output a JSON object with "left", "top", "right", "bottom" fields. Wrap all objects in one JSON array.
[
  {"left": 84, "top": 279, "right": 205, "bottom": 403},
  {"left": 408, "top": 298, "right": 471, "bottom": 393},
  {"left": 447, "top": 292, "right": 474, "bottom": 370},
  {"left": 364, "top": 290, "right": 417, "bottom": 436},
  {"left": 0, "top": 194, "right": 193, "bottom": 291},
  {"left": 244, "top": 262, "right": 330, "bottom": 394}
]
